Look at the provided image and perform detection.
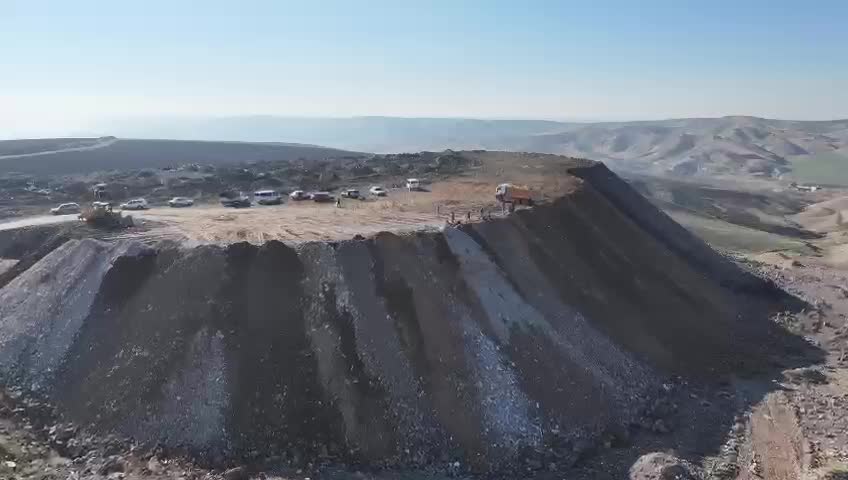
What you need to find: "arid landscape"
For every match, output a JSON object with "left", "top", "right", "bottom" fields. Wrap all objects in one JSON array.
[
  {"left": 4, "top": 1, "right": 847, "bottom": 477},
  {"left": 80, "top": 116, "right": 848, "bottom": 184},
  {"left": 0, "top": 137, "right": 846, "bottom": 480}
]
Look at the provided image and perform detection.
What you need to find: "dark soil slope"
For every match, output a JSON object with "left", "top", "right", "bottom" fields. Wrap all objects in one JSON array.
[{"left": 0, "top": 164, "right": 812, "bottom": 475}]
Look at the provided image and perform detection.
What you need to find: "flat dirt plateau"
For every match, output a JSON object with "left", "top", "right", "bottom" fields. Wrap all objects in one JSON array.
[{"left": 0, "top": 160, "right": 847, "bottom": 480}]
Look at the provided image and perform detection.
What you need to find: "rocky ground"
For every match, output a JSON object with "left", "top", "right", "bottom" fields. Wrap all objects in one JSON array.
[
  {"left": 3, "top": 253, "right": 846, "bottom": 480},
  {"left": 0, "top": 390, "right": 213, "bottom": 480},
  {"left": 733, "top": 255, "right": 848, "bottom": 479},
  {"left": 537, "top": 252, "right": 848, "bottom": 480}
]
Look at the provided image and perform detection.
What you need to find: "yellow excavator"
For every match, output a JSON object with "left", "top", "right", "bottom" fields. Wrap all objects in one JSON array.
[{"left": 78, "top": 184, "right": 133, "bottom": 228}]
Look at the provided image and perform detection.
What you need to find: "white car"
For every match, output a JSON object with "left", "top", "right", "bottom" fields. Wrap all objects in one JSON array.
[
  {"left": 50, "top": 203, "right": 81, "bottom": 215},
  {"left": 168, "top": 197, "right": 194, "bottom": 208},
  {"left": 289, "top": 190, "right": 309, "bottom": 201},
  {"left": 120, "top": 198, "right": 149, "bottom": 210},
  {"left": 369, "top": 186, "right": 387, "bottom": 197}
]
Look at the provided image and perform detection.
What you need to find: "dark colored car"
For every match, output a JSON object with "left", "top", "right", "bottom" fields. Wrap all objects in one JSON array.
[
  {"left": 310, "top": 192, "right": 334, "bottom": 202},
  {"left": 219, "top": 191, "right": 252, "bottom": 208}
]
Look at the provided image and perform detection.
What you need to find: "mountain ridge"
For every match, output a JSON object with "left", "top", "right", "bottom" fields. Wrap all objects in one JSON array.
[
  {"left": 4, "top": 115, "right": 848, "bottom": 180},
  {"left": 80, "top": 115, "right": 848, "bottom": 179}
]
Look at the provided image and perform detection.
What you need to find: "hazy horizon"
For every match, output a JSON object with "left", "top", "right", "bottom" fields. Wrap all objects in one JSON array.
[
  {"left": 6, "top": 113, "right": 848, "bottom": 143},
  {"left": 3, "top": 0, "right": 847, "bottom": 139}
]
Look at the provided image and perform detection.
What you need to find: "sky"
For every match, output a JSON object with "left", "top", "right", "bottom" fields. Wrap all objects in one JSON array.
[{"left": 2, "top": 0, "right": 848, "bottom": 137}]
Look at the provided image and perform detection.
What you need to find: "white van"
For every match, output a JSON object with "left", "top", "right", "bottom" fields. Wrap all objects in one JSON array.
[
  {"left": 254, "top": 190, "right": 282, "bottom": 205},
  {"left": 406, "top": 178, "right": 421, "bottom": 191}
]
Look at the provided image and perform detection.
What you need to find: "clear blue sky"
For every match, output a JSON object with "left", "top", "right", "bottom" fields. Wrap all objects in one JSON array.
[{"left": 2, "top": 0, "right": 847, "bottom": 135}]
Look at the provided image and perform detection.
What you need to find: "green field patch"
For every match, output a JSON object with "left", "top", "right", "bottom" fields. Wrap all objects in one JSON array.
[
  {"left": 667, "top": 210, "right": 813, "bottom": 254},
  {"left": 789, "top": 151, "right": 848, "bottom": 186}
]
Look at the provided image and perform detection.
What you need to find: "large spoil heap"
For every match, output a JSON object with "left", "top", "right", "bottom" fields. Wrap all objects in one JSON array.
[{"left": 0, "top": 163, "right": 799, "bottom": 475}]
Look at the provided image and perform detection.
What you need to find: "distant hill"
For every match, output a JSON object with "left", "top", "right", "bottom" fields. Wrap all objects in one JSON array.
[
  {"left": 90, "top": 115, "right": 848, "bottom": 181},
  {"left": 0, "top": 138, "right": 362, "bottom": 175},
  {"left": 89, "top": 116, "right": 565, "bottom": 153},
  {"left": 506, "top": 116, "right": 848, "bottom": 180},
  {"left": 0, "top": 137, "right": 118, "bottom": 157}
]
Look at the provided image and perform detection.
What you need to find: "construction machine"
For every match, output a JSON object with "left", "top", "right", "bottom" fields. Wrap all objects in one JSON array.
[
  {"left": 495, "top": 183, "right": 534, "bottom": 207},
  {"left": 79, "top": 202, "right": 129, "bottom": 227},
  {"left": 79, "top": 184, "right": 132, "bottom": 228}
]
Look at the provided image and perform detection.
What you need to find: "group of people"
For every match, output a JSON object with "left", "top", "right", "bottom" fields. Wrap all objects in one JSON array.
[{"left": 445, "top": 207, "right": 491, "bottom": 227}]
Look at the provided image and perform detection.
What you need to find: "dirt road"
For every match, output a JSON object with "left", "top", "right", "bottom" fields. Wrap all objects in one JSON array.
[
  {"left": 131, "top": 181, "right": 528, "bottom": 244},
  {"left": 0, "top": 202, "right": 448, "bottom": 244},
  {"left": 129, "top": 201, "right": 449, "bottom": 243},
  {"left": 3, "top": 181, "right": 514, "bottom": 244}
]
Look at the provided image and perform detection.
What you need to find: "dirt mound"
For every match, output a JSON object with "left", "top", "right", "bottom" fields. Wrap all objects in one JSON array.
[
  {"left": 0, "top": 224, "right": 72, "bottom": 289},
  {"left": 0, "top": 164, "right": 806, "bottom": 475}
]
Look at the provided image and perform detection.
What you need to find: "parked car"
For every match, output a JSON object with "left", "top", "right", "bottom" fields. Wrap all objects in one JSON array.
[
  {"left": 254, "top": 190, "right": 282, "bottom": 205},
  {"left": 369, "top": 186, "right": 387, "bottom": 197},
  {"left": 289, "top": 190, "right": 309, "bottom": 201},
  {"left": 310, "top": 191, "right": 334, "bottom": 202},
  {"left": 219, "top": 191, "right": 251, "bottom": 208},
  {"left": 406, "top": 178, "right": 421, "bottom": 191},
  {"left": 168, "top": 197, "right": 194, "bottom": 208},
  {"left": 340, "top": 189, "right": 360, "bottom": 199},
  {"left": 120, "top": 198, "right": 149, "bottom": 210},
  {"left": 50, "top": 202, "right": 81, "bottom": 215}
]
